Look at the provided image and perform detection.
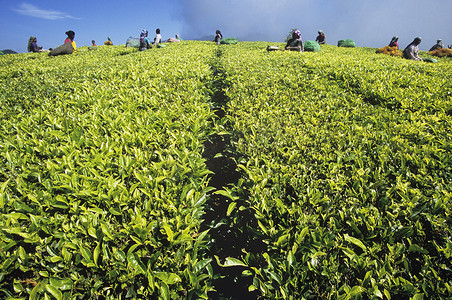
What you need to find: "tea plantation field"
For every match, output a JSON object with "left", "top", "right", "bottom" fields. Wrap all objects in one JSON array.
[{"left": 0, "top": 41, "right": 451, "bottom": 299}]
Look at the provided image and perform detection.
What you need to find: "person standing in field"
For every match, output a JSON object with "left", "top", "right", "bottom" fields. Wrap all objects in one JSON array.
[
  {"left": 389, "top": 36, "right": 399, "bottom": 49},
  {"left": 403, "top": 37, "right": 422, "bottom": 60},
  {"left": 285, "top": 29, "right": 304, "bottom": 52},
  {"left": 316, "top": 30, "right": 326, "bottom": 44},
  {"left": 214, "top": 30, "right": 223, "bottom": 44},
  {"left": 64, "top": 30, "right": 76, "bottom": 51}
]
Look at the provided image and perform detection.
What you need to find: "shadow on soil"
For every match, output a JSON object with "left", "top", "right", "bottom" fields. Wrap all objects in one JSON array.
[{"left": 201, "top": 48, "right": 266, "bottom": 300}]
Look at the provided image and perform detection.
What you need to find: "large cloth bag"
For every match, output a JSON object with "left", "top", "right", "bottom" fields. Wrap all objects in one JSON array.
[
  {"left": 304, "top": 40, "right": 321, "bottom": 52},
  {"left": 337, "top": 39, "right": 356, "bottom": 47},
  {"left": 48, "top": 42, "right": 74, "bottom": 56}
]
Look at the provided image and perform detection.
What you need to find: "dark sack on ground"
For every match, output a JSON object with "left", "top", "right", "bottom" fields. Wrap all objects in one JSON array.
[{"left": 48, "top": 42, "right": 74, "bottom": 56}]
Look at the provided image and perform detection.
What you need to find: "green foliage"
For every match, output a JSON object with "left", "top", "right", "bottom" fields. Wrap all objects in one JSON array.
[
  {"left": 219, "top": 42, "right": 452, "bottom": 299},
  {"left": 0, "top": 42, "right": 217, "bottom": 299},
  {"left": 1, "top": 41, "right": 451, "bottom": 299}
]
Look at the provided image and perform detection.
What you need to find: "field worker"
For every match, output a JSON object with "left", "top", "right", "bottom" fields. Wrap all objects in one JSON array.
[
  {"left": 91, "top": 40, "right": 96, "bottom": 46},
  {"left": 285, "top": 29, "right": 304, "bottom": 52},
  {"left": 165, "top": 36, "right": 180, "bottom": 43},
  {"left": 64, "top": 30, "right": 76, "bottom": 51},
  {"left": 27, "top": 36, "right": 48, "bottom": 52},
  {"left": 389, "top": 36, "right": 399, "bottom": 49},
  {"left": 104, "top": 37, "right": 113, "bottom": 45},
  {"left": 214, "top": 30, "right": 223, "bottom": 44},
  {"left": 139, "top": 29, "right": 152, "bottom": 51},
  {"left": 315, "top": 30, "right": 326, "bottom": 44},
  {"left": 429, "top": 39, "right": 444, "bottom": 51},
  {"left": 153, "top": 28, "right": 162, "bottom": 45},
  {"left": 403, "top": 37, "right": 422, "bottom": 61}
]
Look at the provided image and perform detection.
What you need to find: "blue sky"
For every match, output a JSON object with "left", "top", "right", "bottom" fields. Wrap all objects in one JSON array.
[{"left": 1, "top": 0, "right": 451, "bottom": 53}]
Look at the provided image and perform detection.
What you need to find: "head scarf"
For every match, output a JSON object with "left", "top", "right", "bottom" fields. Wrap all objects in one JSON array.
[
  {"left": 140, "top": 29, "right": 148, "bottom": 42},
  {"left": 27, "top": 36, "right": 36, "bottom": 52},
  {"left": 391, "top": 36, "right": 398, "bottom": 43},
  {"left": 406, "top": 37, "right": 421, "bottom": 49},
  {"left": 294, "top": 30, "right": 302, "bottom": 40}
]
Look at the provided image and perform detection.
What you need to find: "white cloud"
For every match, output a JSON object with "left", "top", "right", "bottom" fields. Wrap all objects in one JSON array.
[{"left": 13, "top": 3, "right": 80, "bottom": 20}]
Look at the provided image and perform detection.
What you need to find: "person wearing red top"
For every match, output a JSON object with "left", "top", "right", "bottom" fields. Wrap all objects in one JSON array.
[
  {"left": 64, "top": 30, "right": 76, "bottom": 51},
  {"left": 389, "top": 36, "right": 399, "bottom": 49}
]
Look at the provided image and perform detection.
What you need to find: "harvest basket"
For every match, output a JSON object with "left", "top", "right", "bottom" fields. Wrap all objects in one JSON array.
[
  {"left": 220, "top": 38, "right": 238, "bottom": 45},
  {"left": 430, "top": 48, "right": 452, "bottom": 57},
  {"left": 338, "top": 39, "right": 356, "bottom": 47},
  {"left": 376, "top": 46, "right": 403, "bottom": 57},
  {"left": 304, "top": 40, "right": 321, "bottom": 52}
]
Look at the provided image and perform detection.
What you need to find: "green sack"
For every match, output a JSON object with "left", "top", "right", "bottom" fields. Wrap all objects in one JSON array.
[
  {"left": 126, "top": 38, "right": 140, "bottom": 48},
  {"left": 157, "top": 44, "right": 166, "bottom": 48},
  {"left": 48, "top": 42, "right": 74, "bottom": 56},
  {"left": 422, "top": 57, "right": 438, "bottom": 63},
  {"left": 220, "top": 38, "right": 238, "bottom": 45},
  {"left": 304, "top": 40, "right": 321, "bottom": 52},
  {"left": 338, "top": 39, "right": 356, "bottom": 47}
]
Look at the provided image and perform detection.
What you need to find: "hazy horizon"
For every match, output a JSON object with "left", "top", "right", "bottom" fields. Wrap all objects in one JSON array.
[{"left": 1, "top": 0, "right": 451, "bottom": 53}]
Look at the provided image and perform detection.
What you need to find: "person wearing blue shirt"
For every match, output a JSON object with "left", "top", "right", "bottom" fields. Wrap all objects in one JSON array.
[{"left": 139, "top": 30, "right": 152, "bottom": 51}]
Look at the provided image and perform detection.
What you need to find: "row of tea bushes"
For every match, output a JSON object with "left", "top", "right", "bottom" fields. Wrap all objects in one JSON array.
[
  {"left": 219, "top": 42, "right": 451, "bottom": 299},
  {"left": 0, "top": 42, "right": 219, "bottom": 299},
  {"left": 1, "top": 40, "right": 450, "bottom": 299}
]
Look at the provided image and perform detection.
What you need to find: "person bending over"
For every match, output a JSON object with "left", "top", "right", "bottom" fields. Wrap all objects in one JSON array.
[
  {"left": 316, "top": 30, "right": 326, "bottom": 44},
  {"left": 403, "top": 37, "right": 422, "bottom": 61},
  {"left": 389, "top": 36, "right": 399, "bottom": 49}
]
